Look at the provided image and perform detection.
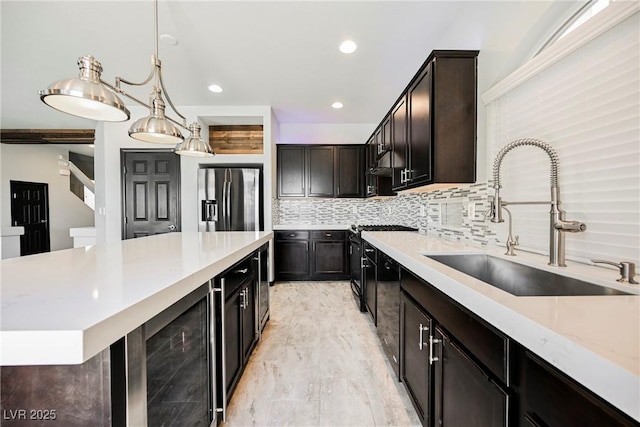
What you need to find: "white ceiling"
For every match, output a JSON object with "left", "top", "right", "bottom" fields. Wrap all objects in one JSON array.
[{"left": 1, "top": 1, "right": 579, "bottom": 131}]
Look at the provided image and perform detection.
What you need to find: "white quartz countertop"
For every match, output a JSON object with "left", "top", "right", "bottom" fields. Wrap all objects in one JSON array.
[
  {"left": 362, "top": 231, "right": 640, "bottom": 421},
  {"left": 0, "top": 231, "right": 272, "bottom": 366},
  {"left": 273, "top": 224, "right": 352, "bottom": 230},
  {"left": 1, "top": 226, "right": 25, "bottom": 237}
]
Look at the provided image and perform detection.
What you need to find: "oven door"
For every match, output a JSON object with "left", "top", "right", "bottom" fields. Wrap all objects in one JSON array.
[{"left": 349, "top": 232, "right": 365, "bottom": 312}]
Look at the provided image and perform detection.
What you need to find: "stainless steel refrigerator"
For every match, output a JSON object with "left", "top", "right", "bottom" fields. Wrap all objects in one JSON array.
[{"left": 198, "top": 167, "right": 264, "bottom": 232}]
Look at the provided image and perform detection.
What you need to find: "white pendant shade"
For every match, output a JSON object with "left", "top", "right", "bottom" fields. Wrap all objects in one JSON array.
[
  {"left": 128, "top": 115, "right": 184, "bottom": 144},
  {"left": 39, "top": 56, "right": 130, "bottom": 122},
  {"left": 128, "top": 95, "right": 183, "bottom": 144},
  {"left": 175, "top": 122, "right": 214, "bottom": 156}
]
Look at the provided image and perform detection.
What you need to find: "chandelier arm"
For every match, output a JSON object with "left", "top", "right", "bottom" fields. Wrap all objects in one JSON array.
[
  {"left": 101, "top": 79, "right": 189, "bottom": 131},
  {"left": 157, "top": 67, "right": 187, "bottom": 126},
  {"left": 113, "top": 56, "right": 157, "bottom": 90}
]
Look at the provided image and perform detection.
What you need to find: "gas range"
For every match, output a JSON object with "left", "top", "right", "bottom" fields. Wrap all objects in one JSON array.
[{"left": 350, "top": 224, "right": 418, "bottom": 235}]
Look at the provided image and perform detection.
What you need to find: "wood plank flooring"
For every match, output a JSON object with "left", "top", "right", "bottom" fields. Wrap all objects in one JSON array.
[{"left": 221, "top": 281, "right": 421, "bottom": 427}]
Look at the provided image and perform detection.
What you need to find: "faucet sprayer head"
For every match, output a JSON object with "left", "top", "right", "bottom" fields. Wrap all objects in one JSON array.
[{"left": 489, "top": 195, "right": 504, "bottom": 223}]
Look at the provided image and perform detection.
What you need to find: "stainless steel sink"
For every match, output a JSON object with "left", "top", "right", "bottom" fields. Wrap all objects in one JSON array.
[{"left": 424, "top": 254, "right": 633, "bottom": 296}]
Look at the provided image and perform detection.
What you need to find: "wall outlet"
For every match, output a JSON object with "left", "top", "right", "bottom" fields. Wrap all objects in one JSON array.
[{"left": 468, "top": 202, "right": 476, "bottom": 220}]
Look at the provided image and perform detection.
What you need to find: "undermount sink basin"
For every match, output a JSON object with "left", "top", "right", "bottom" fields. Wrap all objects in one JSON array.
[{"left": 424, "top": 254, "right": 633, "bottom": 297}]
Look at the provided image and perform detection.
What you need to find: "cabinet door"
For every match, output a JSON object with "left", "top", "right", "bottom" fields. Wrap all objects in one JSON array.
[
  {"left": 391, "top": 95, "right": 408, "bottom": 190},
  {"left": 277, "top": 146, "right": 305, "bottom": 197},
  {"left": 311, "top": 240, "right": 347, "bottom": 277},
  {"left": 408, "top": 63, "right": 432, "bottom": 186},
  {"left": 241, "top": 283, "right": 257, "bottom": 362},
  {"left": 363, "top": 253, "right": 376, "bottom": 325},
  {"left": 516, "top": 347, "right": 637, "bottom": 427},
  {"left": 433, "top": 327, "right": 508, "bottom": 427},
  {"left": 275, "top": 240, "right": 309, "bottom": 279},
  {"left": 307, "top": 146, "right": 335, "bottom": 197},
  {"left": 223, "top": 289, "right": 242, "bottom": 397},
  {"left": 382, "top": 114, "right": 391, "bottom": 152},
  {"left": 400, "top": 293, "right": 432, "bottom": 425},
  {"left": 336, "top": 146, "right": 363, "bottom": 198}
]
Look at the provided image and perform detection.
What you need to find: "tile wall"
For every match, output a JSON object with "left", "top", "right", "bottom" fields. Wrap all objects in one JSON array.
[{"left": 274, "top": 182, "right": 496, "bottom": 246}]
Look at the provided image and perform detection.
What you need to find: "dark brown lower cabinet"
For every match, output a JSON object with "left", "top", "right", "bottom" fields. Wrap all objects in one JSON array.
[
  {"left": 215, "top": 255, "right": 258, "bottom": 418},
  {"left": 515, "top": 346, "right": 638, "bottom": 427},
  {"left": 398, "top": 264, "right": 637, "bottom": 427},
  {"left": 275, "top": 230, "right": 347, "bottom": 280},
  {"left": 400, "top": 293, "right": 433, "bottom": 425},
  {"left": 433, "top": 326, "right": 508, "bottom": 427}
]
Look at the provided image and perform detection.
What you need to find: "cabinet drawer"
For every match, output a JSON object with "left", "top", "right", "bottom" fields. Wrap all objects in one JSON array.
[
  {"left": 275, "top": 230, "right": 309, "bottom": 240},
  {"left": 401, "top": 267, "right": 509, "bottom": 384},
  {"left": 311, "top": 230, "right": 346, "bottom": 240},
  {"left": 221, "top": 256, "right": 255, "bottom": 296}
]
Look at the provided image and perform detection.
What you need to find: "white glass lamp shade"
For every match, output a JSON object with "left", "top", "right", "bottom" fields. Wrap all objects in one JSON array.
[
  {"left": 39, "top": 56, "right": 130, "bottom": 122},
  {"left": 175, "top": 123, "right": 214, "bottom": 157},
  {"left": 128, "top": 96, "right": 183, "bottom": 144}
]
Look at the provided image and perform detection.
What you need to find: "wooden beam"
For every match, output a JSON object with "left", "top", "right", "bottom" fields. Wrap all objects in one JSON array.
[
  {"left": 0, "top": 129, "right": 95, "bottom": 144},
  {"left": 209, "top": 125, "right": 263, "bottom": 154}
]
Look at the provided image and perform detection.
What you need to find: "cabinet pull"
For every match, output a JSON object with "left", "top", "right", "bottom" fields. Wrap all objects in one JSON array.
[
  {"left": 365, "top": 248, "right": 374, "bottom": 253},
  {"left": 289, "top": 233, "right": 296, "bottom": 237},
  {"left": 233, "top": 268, "right": 249, "bottom": 274},
  {"left": 429, "top": 336, "right": 441, "bottom": 365},
  {"left": 361, "top": 257, "right": 367, "bottom": 268},
  {"left": 418, "top": 324, "right": 429, "bottom": 350}
]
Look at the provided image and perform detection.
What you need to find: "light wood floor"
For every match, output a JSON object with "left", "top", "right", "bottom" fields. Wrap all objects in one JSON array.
[{"left": 221, "top": 281, "right": 421, "bottom": 427}]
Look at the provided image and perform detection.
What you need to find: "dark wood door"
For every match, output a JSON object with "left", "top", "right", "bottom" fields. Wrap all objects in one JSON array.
[
  {"left": 223, "top": 288, "right": 242, "bottom": 399},
  {"left": 363, "top": 250, "right": 377, "bottom": 325},
  {"left": 408, "top": 63, "right": 433, "bottom": 186},
  {"left": 241, "top": 282, "right": 257, "bottom": 361},
  {"left": 382, "top": 115, "right": 391, "bottom": 153},
  {"left": 274, "top": 240, "right": 309, "bottom": 279},
  {"left": 10, "top": 181, "right": 50, "bottom": 255},
  {"left": 401, "top": 293, "right": 432, "bottom": 425},
  {"left": 516, "top": 346, "right": 637, "bottom": 427},
  {"left": 306, "top": 146, "right": 335, "bottom": 197},
  {"left": 391, "top": 95, "right": 408, "bottom": 190},
  {"left": 434, "top": 327, "right": 508, "bottom": 427},
  {"left": 311, "top": 240, "right": 347, "bottom": 277},
  {"left": 277, "top": 146, "right": 305, "bottom": 197},
  {"left": 122, "top": 150, "right": 180, "bottom": 239},
  {"left": 335, "top": 146, "right": 363, "bottom": 198}
]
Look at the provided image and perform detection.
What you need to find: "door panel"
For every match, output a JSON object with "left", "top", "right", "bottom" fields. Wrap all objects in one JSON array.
[
  {"left": 122, "top": 150, "right": 180, "bottom": 239},
  {"left": 10, "top": 181, "right": 50, "bottom": 255},
  {"left": 401, "top": 293, "right": 431, "bottom": 424},
  {"left": 408, "top": 64, "right": 432, "bottom": 185},
  {"left": 306, "top": 146, "right": 335, "bottom": 197},
  {"left": 434, "top": 327, "right": 508, "bottom": 427}
]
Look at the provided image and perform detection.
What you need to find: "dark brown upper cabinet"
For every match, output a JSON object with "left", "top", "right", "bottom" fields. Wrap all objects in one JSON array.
[
  {"left": 386, "top": 50, "right": 478, "bottom": 191},
  {"left": 277, "top": 145, "right": 364, "bottom": 198},
  {"left": 306, "top": 146, "right": 335, "bottom": 197}
]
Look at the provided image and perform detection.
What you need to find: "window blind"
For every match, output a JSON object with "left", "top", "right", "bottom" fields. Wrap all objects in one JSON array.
[{"left": 485, "top": 9, "right": 639, "bottom": 264}]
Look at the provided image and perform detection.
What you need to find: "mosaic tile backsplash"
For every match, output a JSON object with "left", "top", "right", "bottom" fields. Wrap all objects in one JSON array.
[{"left": 274, "top": 183, "right": 496, "bottom": 246}]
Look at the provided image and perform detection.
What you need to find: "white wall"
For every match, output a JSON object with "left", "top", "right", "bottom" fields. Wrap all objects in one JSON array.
[
  {"left": 0, "top": 144, "right": 94, "bottom": 251},
  {"left": 278, "top": 123, "right": 376, "bottom": 145},
  {"left": 94, "top": 105, "right": 275, "bottom": 243}
]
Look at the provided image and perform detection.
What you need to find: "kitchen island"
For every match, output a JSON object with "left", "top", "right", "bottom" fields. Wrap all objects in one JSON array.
[
  {"left": 363, "top": 231, "right": 639, "bottom": 424},
  {"left": 0, "top": 231, "right": 272, "bottom": 425}
]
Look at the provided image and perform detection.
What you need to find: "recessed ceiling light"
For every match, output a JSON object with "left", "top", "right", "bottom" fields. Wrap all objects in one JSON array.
[
  {"left": 332, "top": 102, "right": 344, "bottom": 109},
  {"left": 339, "top": 40, "right": 357, "bottom": 54},
  {"left": 208, "top": 84, "right": 223, "bottom": 93},
  {"left": 159, "top": 34, "right": 178, "bottom": 46}
]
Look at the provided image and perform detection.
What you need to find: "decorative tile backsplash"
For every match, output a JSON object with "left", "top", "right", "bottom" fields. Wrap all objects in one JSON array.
[{"left": 274, "top": 183, "right": 495, "bottom": 246}]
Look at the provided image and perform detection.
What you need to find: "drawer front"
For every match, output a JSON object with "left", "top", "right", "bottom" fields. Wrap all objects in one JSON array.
[
  {"left": 221, "top": 256, "right": 255, "bottom": 296},
  {"left": 311, "top": 230, "right": 346, "bottom": 240},
  {"left": 275, "top": 230, "right": 310, "bottom": 240},
  {"left": 401, "top": 267, "right": 509, "bottom": 384}
]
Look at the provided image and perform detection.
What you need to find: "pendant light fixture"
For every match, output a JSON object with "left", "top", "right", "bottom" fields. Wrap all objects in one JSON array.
[
  {"left": 39, "top": 0, "right": 214, "bottom": 156},
  {"left": 175, "top": 122, "right": 215, "bottom": 157}
]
